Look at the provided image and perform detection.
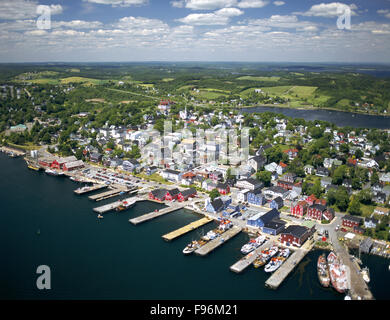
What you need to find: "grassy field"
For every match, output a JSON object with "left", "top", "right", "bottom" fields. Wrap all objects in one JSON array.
[
  {"left": 135, "top": 173, "right": 173, "bottom": 185},
  {"left": 60, "top": 77, "right": 107, "bottom": 85},
  {"left": 237, "top": 76, "right": 280, "bottom": 82}
]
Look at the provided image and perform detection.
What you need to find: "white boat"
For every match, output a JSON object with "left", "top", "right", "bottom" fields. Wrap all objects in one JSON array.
[
  {"left": 202, "top": 230, "right": 218, "bottom": 241},
  {"left": 183, "top": 241, "right": 200, "bottom": 255},
  {"left": 361, "top": 267, "right": 370, "bottom": 283},
  {"left": 344, "top": 295, "right": 352, "bottom": 300},
  {"left": 97, "top": 214, "right": 103, "bottom": 219},
  {"left": 240, "top": 235, "right": 266, "bottom": 254},
  {"left": 264, "top": 257, "right": 285, "bottom": 273},
  {"left": 45, "top": 169, "right": 63, "bottom": 176},
  {"left": 279, "top": 248, "right": 290, "bottom": 258}
]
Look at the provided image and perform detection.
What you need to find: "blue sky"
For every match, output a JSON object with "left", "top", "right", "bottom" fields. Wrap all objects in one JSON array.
[{"left": 1, "top": 0, "right": 390, "bottom": 62}]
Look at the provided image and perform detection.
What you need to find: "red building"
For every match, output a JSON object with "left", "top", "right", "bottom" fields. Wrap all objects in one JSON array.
[
  {"left": 177, "top": 188, "right": 197, "bottom": 202},
  {"left": 165, "top": 188, "right": 180, "bottom": 201},
  {"left": 280, "top": 225, "right": 312, "bottom": 247},
  {"left": 290, "top": 201, "right": 309, "bottom": 218},
  {"left": 307, "top": 204, "right": 327, "bottom": 221},
  {"left": 277, "top": 180, "right": 294, "bottom": 190},
  {"left": 342, "top": 215, "right": 363, "bottom": 229},
  {"left": 149, "top": 188, "right": 168, "bottom": 202},
  {"left": 217, "top": 182, "right": 230, "bottom": 195}
]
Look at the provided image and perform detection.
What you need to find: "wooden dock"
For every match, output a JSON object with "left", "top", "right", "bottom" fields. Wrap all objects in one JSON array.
[
  {"left": 162, "top": 217, "right": 214, "bottom": 241},
  {"left": 230, "top": 240, "right": 274, "bottom": 273},
  {"left": 195, "top": 226, "right": 242, "bottom": 256},
  {"left": 88, "top": 188, "right": 124, "bottom": 201},
  {"left": 93, "top": 197, "right": 137, "bottom": 214},
  {"left": 265, "top": 248, "right": 308, "bottom": 289},
  {"left": 74, "top": 184, "right": 107, "bottom": 195},
  {"left": 129, "top": 203, "right": 186, "bottom": 225}
]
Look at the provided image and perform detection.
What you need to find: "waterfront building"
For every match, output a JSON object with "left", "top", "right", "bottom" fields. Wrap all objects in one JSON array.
[
  {"left": 262, "top": 219, "right": 286, "bottom": 236},
  {"left": 149, "top": 188, "right": 168, "bottom": 202},
  {"left": 62, "top": 160, "right": 84, "bottom": 172},
  {"left": 280, "top": 225, "right": 311, "bottom": 247},
  {"left": 247, "top": 208, "right": 280, "bottom": 229},
  {"left": 177, "top": 188, "right": 197, "bottom": 202},
  {"left": 165, "top": 188, "right": 180, "bottom": 201}
]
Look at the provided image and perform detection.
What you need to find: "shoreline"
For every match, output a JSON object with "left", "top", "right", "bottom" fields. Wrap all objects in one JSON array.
[{"left": 240, "top": 104, "right": 390, "bottom": 118}]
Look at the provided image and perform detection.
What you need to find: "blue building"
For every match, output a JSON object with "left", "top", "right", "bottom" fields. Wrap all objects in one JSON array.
[
  {"left": 247, "top": 189, "right": 266, "bottom": 206},
  {"left": 270, "top": 196, "right": 284, "bottom": 210},
  {"left": 262, "top": 219, "right": 286, "bottom": 235},
  {"left": 205, "top": 196, "right": 232, "bottom": 214},
  {"left": 247, "top": 208, "right": 280, "bottom": 229}
]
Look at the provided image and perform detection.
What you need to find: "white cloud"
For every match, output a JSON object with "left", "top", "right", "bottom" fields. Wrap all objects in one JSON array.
[
  {"left": 82, "top": 0, "right": 148, "bottom": 6},
  {"left": 237, "top": 0, "right": 269, "bottom": 8},
  {"left": 247, "top": 15, "right": 318, "bottom": 31},
  {"left": 298, "top": 2, "right": 357, "bottom": 18},
  {"left": 53, "top": 20, "right": 103, "bottom": 29},
  {"left": 377, "top": 9, "right": 390, "bottom": 19},
  {"left": 273, "top": 1, "right": 284, "bottom": 6},
  {"left": 171, "top": 0, "right": 185, "bottom": 8},
  {"left": 178, "top": 7, "right": 243, "bottom": 25},
  {"left": 178, "top": 0, "right": 238, "bottom": 10},
  {"left": 0, "top": 0, "right": 63, "bottom": 20}
]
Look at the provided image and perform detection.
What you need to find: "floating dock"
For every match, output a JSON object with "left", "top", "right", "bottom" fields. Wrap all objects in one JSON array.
[
  {"left": 88, "top": 188, "right": 125, "bottom": 201},
  {"left": 230, "top": 239, "right": 274, "bottom": 273},
  {"left": 74, "top": 184, "right": 107, "bottom": 195},
  {"left": 129, "top": 203, "right": 186, "bottom": 225},
  {"left": 265, "top": 248, "right": 308, "bottom": 289},
  {"left": 195, "top": 226, "right": 242, "bottom": 256},
  {"left": 93, "top": 197, "right": 137, "bottom": 214},
  {"left": 162, "top": 217, "right": 214, "bottom": 241}
]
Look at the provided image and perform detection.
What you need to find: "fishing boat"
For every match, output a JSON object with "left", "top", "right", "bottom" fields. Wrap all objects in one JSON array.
[
  {"left": 183, "top": 239, "right": 207, "bottom": 255},
  {"left": 218, "top": 219, "right": 233, "bottom": 232},
  {"left": 317, "top": 253, "right": 330, "bottom": 287},
  {"left": 115, "top": 199, "right": 136, "bottom": 212},
  {"left": 45, "top": 168, "right": 64, "bottom": 176},
  {"left": 327, "top": 251, "right": 348, "bottom": 294},
  {"left": 202, "top": 230, "right": 218, "bottom": 241},
  {"left": 253, "top": 245, "right": 279, "bottom": 268},
  {"left": 264, "top": 256, "right": 285, "bottom": 273},
  {"left": 361, "top": 267, "right": 370, "bottom": 283},
  {"left": 240, "top": 235, "right": 266, "bottom": 254},
  {"left": 279, "top": 248, "right": 290, "bottom": 259}
]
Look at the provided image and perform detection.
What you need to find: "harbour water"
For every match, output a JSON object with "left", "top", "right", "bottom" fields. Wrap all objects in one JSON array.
[
  {"left": 0, "top": 153, "right": 389, "bottom": 300},
  {"left": 242, "top": 106, "right": 390, "bottom": 129}
]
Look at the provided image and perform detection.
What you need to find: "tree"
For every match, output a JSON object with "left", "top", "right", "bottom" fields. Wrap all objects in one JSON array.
[
  {"left": 209, "top": 188, "right": 220, "bottom": 201},
  {"left": 354, "top": 149, "right": 363, "bottom": 159},
  {"left": 309, "top": 180, "right": 323, "bottom": 199},
  {"left": 371, "top": 171, "right": 379, "bottom": 185},
  {"left": 347, "top": 197, "right": 362, "bottom": 216},
  {"left": 256, "top": 170, "right": 272, "bottom": 187},
  {"left": 335, "top": 187, "right": 350, "bottom": 212}
]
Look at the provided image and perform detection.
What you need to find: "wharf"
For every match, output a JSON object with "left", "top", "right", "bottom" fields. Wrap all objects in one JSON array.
[
  {"left": 74, "top": 184, "right": 107, "bottom": 195},
  {"left": 93, "top": 197, "right": 138, "bottom": 214},
  {"left": 195, "top": 226, "right": 242, "bottom": 256},
  {"left": 88, "top": 186, "right": 127, "bottom": 201},
  {"left": 162, "top": 217, "right": 213, "bottom": 241},
  {"left": 1, "top": 146, "right": 26, "bottom": 157},
  {"left": 265, "top": 245, "right": 311, "bottom": 290},
  {"left": 230, "top": 239, "right": 274, "bottom": 273},
  {"left": 129, "top": 203, "right": 186, "bottom": 225}
]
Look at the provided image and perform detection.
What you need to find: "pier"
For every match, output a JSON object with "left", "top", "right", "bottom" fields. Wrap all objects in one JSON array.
[
  {"left": 230, "top": 239, "right": 274, "bottom": 273},
  {"left": 129, "top": 203, "right": 186, "bottom": 225},
  {"left": 195, "top": 226, "right": 242, "bottom": 256},
  {"left": 88, "top": 186, "right": 128, "bottom": 201},
  {"left": 74, "top": 184, "right": 107, "bottom": 195},
  {"left": 93, "top": 197, "right": 137, "bottom": 214},
  {"left": 1, "top": 146, "right": 26, "bottom": 157},
  {"left": 162, "top": 217, "right": 213, "bottom": 241},
  {"left": 265, "top": 247, "right": 309, "bottom": 289}
]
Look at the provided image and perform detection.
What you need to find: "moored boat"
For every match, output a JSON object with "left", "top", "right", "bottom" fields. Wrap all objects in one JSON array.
[
  {"left": 115, "top": 199, "right": 136, "bottom": 212},
  {"left": 45, "top": 168, "right": 64, "bottom": 176},
  {"left": 240, "top": 235, "right": 266, "bottom": 254},
  {"left": 361, "top": 267, "right": 370, "bottom": 283},
  {"left": 253, "top": 245, "right": 279, "bottom": 268},
  {"left": 317, "top": 253, "right": 330, "bottom": 287},
  {"left": 183, "top": 239, "right": 207, "bottom": 255},
  {"left": 327, "top": 251, "right": 348, "bottom": 293},
  {"left": 264, "top": 256, "right": 285, "bottom": 273}
]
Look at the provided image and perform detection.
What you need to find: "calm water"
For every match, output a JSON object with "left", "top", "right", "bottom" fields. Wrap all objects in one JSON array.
[
  {"left": 0, "top": 153, "right": 388, "bottom": 300},
  {"left": 242, "top": 106, "right": 390, "bottom": 129}
]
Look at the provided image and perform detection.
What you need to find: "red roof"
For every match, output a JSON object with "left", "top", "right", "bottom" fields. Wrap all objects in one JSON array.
[{"left": 279, "top": 162, "right": 288, "bottom": 168}]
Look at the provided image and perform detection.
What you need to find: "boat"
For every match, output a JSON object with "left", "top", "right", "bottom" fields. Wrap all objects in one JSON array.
[
  {"left": 97, "top": 214, "right": 103, "bottom": 219},
  {"left": 183, "top": 239, "right": 207, "bottom": 255},
  {"left": 253, "top": 245, "right": 279, "bottom": 268},
  {"left": 45, "top": 169, "right": 64, "bottom": 176},
  {"left": 240, "top": 235, "right": 266, "bottom": 254},
  {"left": 202, "top": 230, "right": 219, "bottom": 241},
  {"left": 361, "top": 267, "right": 370, "bottom": 283},
  {"left": 327, "top": 251, "right": 349, "bottom": 294},
  {"left": 264, "top": 256, "right": 285, "bottom": 273},
  {"left": 344, "top": 294, "right": 352, "bottom": 300},
  {"left": 218, "top": 219, "right": 233, "bottom": 232},
  {"left": 28, "top": 163, "right": 40, "bottom": 171},
  {"left": 279, "top": 248, "right": 290, "bottom": 259},
  {"left": 317, "top": 253, "right": 330, "bottom": 287},
  {"left": 115, "top": 199, "right": 136, "bottom": 212}
]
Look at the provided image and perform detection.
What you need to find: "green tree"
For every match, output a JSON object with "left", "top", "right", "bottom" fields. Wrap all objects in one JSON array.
[
  {"left": 256, "top": 170, "right": 272, "bottom": 187},
  {"left": 209, "top": 188, "right": 220, "bottom": 201},
  {"left": 347, "top": 197, "right": 362, "bottom": 216}
]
